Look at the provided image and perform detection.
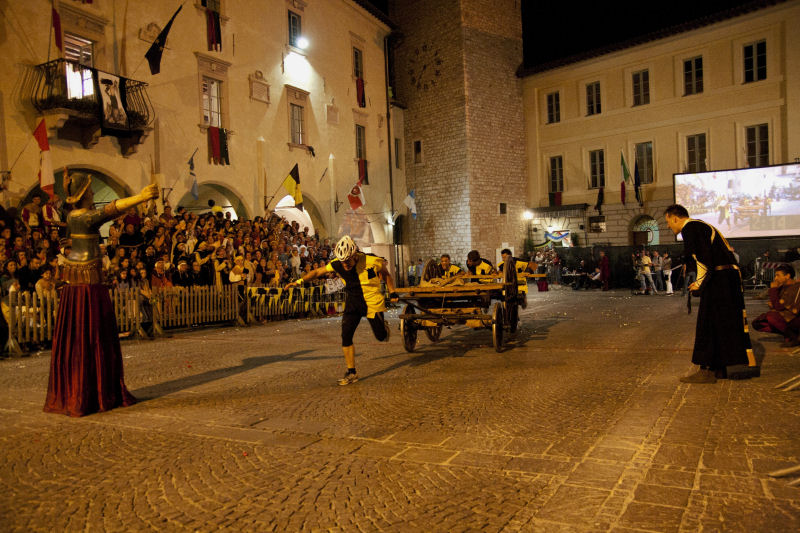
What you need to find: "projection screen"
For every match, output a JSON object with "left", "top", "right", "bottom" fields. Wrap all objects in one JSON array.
[{"left": 673, "top": 163, "right": 800, "bottom": 238}]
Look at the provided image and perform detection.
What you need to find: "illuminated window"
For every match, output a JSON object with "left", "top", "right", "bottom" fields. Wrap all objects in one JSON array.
[
  {"left": 635, "top": 142, "right": 654, "bottom": 184},
  {"left": 546, "top": 92, "right": 560, "bottom": 123},
  {"left": 589, "top": 149, "right": 605, "bottom": 188},
  {"left": 746, "top": 124, "right": 769, "bottom": 167},
  {"left": 684, "top": 56, "right": 703, "bottom": 95},
  {"left": 687, "top": 134, "right": 706, "bottom": 173},
  {"left": 197, "top": 53, "right": 230, "bottom": 129},
  {"left": 286, "top": 84, "right": 309, "bottom": 146},
  {"left": 744, "top": 40, "right": 766, "bottom": 83},
  {"left": 632, "top": 69, "right": 649, "bottom": 106},
  {"left": 202, "top": 77, "right": 222, "bottom": 127},
  {"left": 64, "top": 33, "right": 94, "bottom": 99},
  {"left": 288, "top": 10, "right": 302, "bottom": 48},
  {"left": 549, "top": 156, "right": 563, "bottom": 192}
]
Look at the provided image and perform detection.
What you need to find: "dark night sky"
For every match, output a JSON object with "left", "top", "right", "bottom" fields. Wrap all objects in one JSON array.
[
  {"left": 521, "top": 0, "right": 772, "bottom": 69},
  {"left": 380, "top": 1, "right": 773, "bottom": 70}
]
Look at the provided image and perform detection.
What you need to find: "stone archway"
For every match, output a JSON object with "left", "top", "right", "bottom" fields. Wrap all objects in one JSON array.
[
  {"left": 631, "top": 214, "right": 660, "bottom": 246},
  {"left": 20, "top": 166, "right": 133, "bottom": 208},
  {"left": 273, "top": 192, "right": 327, "bottom": 238},
  {"left": 176, "top": 183, "right": 249, "bottom": 220},
  {"left": 20, "top": 167, "right": 134, "bottom": 238}
]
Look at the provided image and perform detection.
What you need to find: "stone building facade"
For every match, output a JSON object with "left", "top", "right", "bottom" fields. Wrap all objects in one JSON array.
[
  {"left": 520, "top": 0, "right": 800, "bottom": 248},
  {"left": 0, "top": 0, "right": 400, "bottom": 257},
  {"left": 391, "top": 0, "right": 526, "bottom": 265}
]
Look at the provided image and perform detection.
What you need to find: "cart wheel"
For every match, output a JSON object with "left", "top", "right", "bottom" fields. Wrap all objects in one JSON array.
[
  {"left": 492, "top": 302, "right": 504, "bottom": 352},
  {"left": 425, "top": 325, "right": 443, "bottom": 342},
  {"left": 507, "top": 300, "right": 519, "bottom": 333},
  {"left": 400, "top": 304, "right": 418, "bottom": 352}
]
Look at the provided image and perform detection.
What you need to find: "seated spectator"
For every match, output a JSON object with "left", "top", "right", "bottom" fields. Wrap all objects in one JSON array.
[
  {"left": 150, "top": 260, "right": 173, "bottom": 290},
  {"left": 122, "top": 207, "right": 141, "bottom": 229},
  {"left": 35, "top": 267, "right": 56, "bottom": 298},
  {"left": 1, "top": 260, "right": 20, "bottom": 294},
  {"left": 17, "top": 256, "right": 43, "bottom": 292},
  {"left": 192, "top": 260, "right": 211, "bottom": 286},
  {"left": 119, "top": 222, "right": 144, "bottom": 252},
  {"left": 173, "top": 260, "right": 194, "bottom": 288},
  {"left": 752, "top": 264, "right": 800, "bottom": 347},
  {"left": 21, "top": 195, "right": 43, "bottom": 230}
]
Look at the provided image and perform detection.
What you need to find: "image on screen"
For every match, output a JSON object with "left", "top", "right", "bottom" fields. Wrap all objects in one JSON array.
[{"left": 674, "top": 163, "right": 800, "bottom": 238}]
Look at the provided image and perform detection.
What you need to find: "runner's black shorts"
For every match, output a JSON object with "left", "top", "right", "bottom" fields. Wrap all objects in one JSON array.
[{"left": 341, "top": 311, "right": 387, "bottom": 347}]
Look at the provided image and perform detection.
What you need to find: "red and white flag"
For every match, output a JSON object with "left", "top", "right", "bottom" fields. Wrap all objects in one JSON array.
[
  {"left": 33, "top": 119, "right": 55, "bottom": 199},
  {"left": 347, "top": 182, "right": 365, "bottom": 211}
]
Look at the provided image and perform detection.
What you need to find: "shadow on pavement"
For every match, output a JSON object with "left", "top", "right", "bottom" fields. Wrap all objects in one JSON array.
[
  {"left": 361, "top": 317, "right": 566, "bottom": 382},
  {"left": 131, "top": 349, "right": 319, "bottom": 400}
]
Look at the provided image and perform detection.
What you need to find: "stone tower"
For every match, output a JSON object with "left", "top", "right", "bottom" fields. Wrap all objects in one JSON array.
[{"left": 391, "top": 0, "right": 526, "bottom": 264}]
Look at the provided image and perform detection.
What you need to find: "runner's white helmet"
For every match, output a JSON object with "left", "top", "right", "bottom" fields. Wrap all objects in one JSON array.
[{"left": 334, "top": 235, "right": 358, "bottom": 261}]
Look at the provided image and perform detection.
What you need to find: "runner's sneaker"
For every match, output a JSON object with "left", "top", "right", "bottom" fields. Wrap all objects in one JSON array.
[{"left": 338, "top": 371, "right": 359, "bottom": 386}]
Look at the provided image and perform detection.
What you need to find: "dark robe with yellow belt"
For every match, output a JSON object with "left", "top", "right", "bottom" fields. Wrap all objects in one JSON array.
[
  {"left": 680, "top": 219, "right": 756, "bottom": 372},
  {"left": 44, "top": 201, "right": 136, "bottom": 417}
]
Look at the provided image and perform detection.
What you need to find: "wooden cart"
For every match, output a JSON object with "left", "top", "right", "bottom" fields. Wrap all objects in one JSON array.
[{"left": 395, "top": 266, "right": 528, "bottom": 353}]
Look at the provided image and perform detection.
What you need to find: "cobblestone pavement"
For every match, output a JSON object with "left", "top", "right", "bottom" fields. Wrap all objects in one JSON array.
[{"left": 1, "top": 287, "right": 799, "bottom": 532}]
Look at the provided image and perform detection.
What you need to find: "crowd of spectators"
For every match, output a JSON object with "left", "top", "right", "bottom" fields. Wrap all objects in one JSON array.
[{"left": 0, "top": 193, "right": 337, "bottom": 307}]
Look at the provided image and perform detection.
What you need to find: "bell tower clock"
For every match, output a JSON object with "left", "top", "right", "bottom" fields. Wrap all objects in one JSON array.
[{"left": 407, "top": 43, "right": 443, "bottom": 92}]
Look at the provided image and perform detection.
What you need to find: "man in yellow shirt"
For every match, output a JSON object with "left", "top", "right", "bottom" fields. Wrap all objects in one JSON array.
[
  {"left": 286, "top": 235, "right": 397, "bottom": 385},
  {"left": 439, "top": 254, "right": 462, "bottom": 279},
  {"left": 638, "top": 251, "right": 657, "bottom": 294}
]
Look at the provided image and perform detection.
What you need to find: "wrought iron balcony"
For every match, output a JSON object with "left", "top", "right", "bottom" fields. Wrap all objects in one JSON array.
[{"left": 29, "top": 59, "right": 154, "bottom": 155}]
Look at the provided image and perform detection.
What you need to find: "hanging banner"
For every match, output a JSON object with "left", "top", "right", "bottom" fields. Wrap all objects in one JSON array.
[{"left": 98, "top": 72, "right": 129, "bottom": 129}]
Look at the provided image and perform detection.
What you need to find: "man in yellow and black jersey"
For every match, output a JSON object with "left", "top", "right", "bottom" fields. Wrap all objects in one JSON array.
[
  {"left": 439, "top": 254, "right": 462, "bottom": 279},
  {"left": 285, "top": 235, "right": 397, "bottom": 386},
  {"left": 498, "top": 248, "right": 536, "bottom": 295},
  {"left": 465, "top": 250, "right": 495, "bottom": 282},
  {"left": 497, "top": 248, "right": 535, "bottom": 276}
]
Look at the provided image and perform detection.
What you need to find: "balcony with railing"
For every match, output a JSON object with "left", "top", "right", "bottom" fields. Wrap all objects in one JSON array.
[{"left": 29, "top": 58, "right": 154, "bottom": 155}]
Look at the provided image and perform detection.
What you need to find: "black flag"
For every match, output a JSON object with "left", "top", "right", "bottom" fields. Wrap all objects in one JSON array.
[
  {"left": 145, "top": 5, "right": 182, "bottom": 75},
  {"left": 594, "top": 186, "right": 604, "bottom": 215}
]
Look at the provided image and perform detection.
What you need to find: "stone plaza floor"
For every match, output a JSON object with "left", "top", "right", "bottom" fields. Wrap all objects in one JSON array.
[{"left": 0, "top": 287, "right": 798, "bottom": 532}]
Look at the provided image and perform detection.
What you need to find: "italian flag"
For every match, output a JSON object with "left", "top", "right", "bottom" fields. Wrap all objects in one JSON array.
[{"left": 620, "top": 151, "right": 632, "bottom": 205}]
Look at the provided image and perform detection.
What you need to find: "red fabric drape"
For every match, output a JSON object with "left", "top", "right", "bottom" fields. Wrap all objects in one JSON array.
[
  {"left": 206, "top": 9, "right": 222, "bottom": 52},
  {"left": 208, "top": 126, "right": 221, "bottom": 164},
  {"left": 356, "top": 77, "right": 366, "bottom": 108},
  {"left": 358, "top": 158, "right": 368, "bottom": 185}
]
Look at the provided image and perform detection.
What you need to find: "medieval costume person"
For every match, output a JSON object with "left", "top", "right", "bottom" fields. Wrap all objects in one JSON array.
[
  {"left": 665, "top": 204, "right": 759, "bottom": 383},
  {"left": 43, "top": 172, "right": 158, "bottom": 416}
]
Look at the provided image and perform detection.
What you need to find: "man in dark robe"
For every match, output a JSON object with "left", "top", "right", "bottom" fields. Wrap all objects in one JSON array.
[{"left": 665, "top": 204, "right": 758, "bottom": 383}]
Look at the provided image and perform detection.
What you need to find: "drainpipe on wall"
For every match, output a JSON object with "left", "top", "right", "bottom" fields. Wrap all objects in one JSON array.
[{"left": 383, "top": 33, "right": 399, "bottom": 280}]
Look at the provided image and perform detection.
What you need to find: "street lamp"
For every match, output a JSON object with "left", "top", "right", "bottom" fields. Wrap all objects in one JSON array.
[{"left": 523, "top": 210, "right": 534, "bottom": 253}]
